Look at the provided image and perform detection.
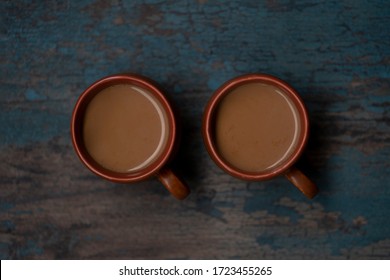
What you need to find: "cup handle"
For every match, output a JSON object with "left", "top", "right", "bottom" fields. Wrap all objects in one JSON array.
[
  {"left": 284, "top": 167, "right": 318, "bottom": 199},
  {"left": 157, "top": 168, "right": 190, "bottom": 200}
]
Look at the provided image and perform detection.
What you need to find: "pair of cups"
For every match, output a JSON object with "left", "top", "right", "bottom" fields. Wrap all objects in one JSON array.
[{"left": 71, "top": 74, "right": 318, "bottom": 200}]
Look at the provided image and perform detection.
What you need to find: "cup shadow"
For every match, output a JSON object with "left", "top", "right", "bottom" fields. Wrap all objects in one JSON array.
[
  {"left": 294, "top": 92, "right": 336, "bottom": 198},
  {"left": 160, "top": 81, "right": 209, "bottom": 196}
]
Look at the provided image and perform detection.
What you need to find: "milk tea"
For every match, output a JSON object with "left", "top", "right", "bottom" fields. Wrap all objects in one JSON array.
[
  {"left": 82, "top": 84, "right": 169, "bottom": 173},
  {"left": 215, "top": 82, "right": 301, "bottom": 172}
]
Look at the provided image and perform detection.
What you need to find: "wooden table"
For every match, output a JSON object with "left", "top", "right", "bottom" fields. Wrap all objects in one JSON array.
[{"left": 1, "top": 0, "right": 389, "bottom": 259}]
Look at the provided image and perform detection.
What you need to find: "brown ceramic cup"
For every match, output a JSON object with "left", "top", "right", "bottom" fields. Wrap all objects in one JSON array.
[
  {"left": 71, "top": 74, "right": 190, "bottom": 200},
  {"left": 202, "top": 74, "right": 318, "bottom": 199}
]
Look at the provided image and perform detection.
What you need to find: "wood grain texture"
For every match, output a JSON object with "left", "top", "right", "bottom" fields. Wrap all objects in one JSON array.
[{"left": 0, "top": 0, "right": 389, "bottom": 259}]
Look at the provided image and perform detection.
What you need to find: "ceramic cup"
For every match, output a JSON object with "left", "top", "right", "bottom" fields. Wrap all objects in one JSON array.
[
  {"left": 71, "top": 74, "right": 190, "bottom": 200},
  {"left": 202, "top": 74, "right": 318, "bottom": 198}
]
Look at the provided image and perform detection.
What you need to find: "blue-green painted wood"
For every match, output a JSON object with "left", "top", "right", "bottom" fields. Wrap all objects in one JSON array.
[{"left": 0, "top": 0, "right": 389, "bottom": 259}]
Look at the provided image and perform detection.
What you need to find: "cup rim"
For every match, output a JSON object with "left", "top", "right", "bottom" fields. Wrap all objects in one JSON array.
[
  {"left": 202, "top": 73, "right": 309, "bottom": 181},
  {"left": 71, "top": 74, "right": 176, "bottom": 183}
]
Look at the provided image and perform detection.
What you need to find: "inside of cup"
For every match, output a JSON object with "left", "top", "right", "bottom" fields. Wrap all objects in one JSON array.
[
  {"left": 72, "top": 78, "right": 174, "bottom": 180},
  {"left": 209, "top": 79, "right": 307, "bottom": 177}
]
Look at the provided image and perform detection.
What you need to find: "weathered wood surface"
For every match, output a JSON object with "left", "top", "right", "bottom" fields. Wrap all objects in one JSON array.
[{"left": 1, "top": 0, "right": 389, "bottom": 259}]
